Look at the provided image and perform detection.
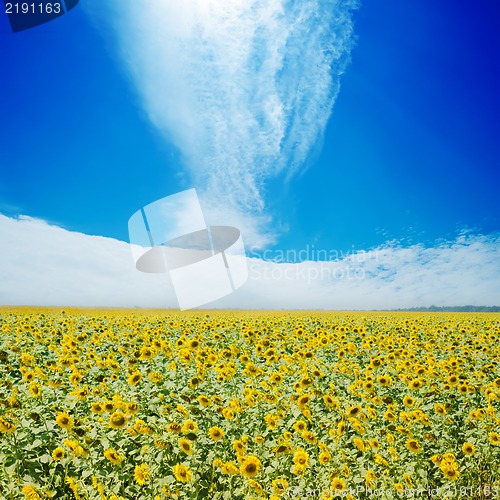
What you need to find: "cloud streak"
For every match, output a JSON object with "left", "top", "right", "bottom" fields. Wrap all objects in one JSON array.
[
  {"left": 85, "top": 0, "right": 358, "bottom": 226},
  {"left": 1, "top": 214, "right": 498, "bottom": 309}
]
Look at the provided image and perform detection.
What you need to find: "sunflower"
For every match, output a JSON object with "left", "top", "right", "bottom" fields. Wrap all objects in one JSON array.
[
  {"left": 103, "top": 401, "right": 115, "bottom": 413},
  {"left": 233, "top": 439, "right": 246, "bottom": 454},
  {"left": 189, "top": 377, "right": 201, "bottom": 389},
  {"left": 109, "top": 411, "right": 127, "bottom": 429},
  {"left": 462, "top": 442, "right": 475, "bottom": 455},
  {"left": 182, "top": 419, "right": 198, "bottom": 434},
  {"left": 319, "top": 451, "right": 332, "bottom": 464},
  {"left": 297, "top": 394, "right": 311, "bottom": 409},
  {"left": 146, "top": 372, "right": 162, "bottom": 384},
  {"left": 64, "top": 439, "right": 81, "bottom": 455},
  {"left": 319, "top": 442, "right": 329, "bottom": 453},
  {"left": 441, "top": 465, "right": 460, "bottom": 480},
  {"left": 350, "top": 419, "right": 366, "bottom": 434},
  {"left": 434, "top": 403, "right": 446, "bottom": 416},
  {"left": 403, "top": 472, "right": 413, "bottom": 487},
  {"left": 330, "top": 478, "right": 346, "bottom": 492},
  {"left": 139, "top": 346, "right": 154, "bottom": 360},
  {"left": 374, "top": 453, "right": 389, "bottom": 466},
  {"left": 29, "top": 382, "right": 41, "bottom": 398},
  {"left": 264, "top": 393, "right": 278, "bottom": 404},
  {"left": 384, "top": 410, "right": 396, "bottom": 421},
  {"left": 21, "top": 486, "right": 41, "bottom": 500},
  {"left": 221, "top": 461, "right": 239, "bottom": 475},
  {"left": 154, "top": 440, "right": 171, "bottom": 450},
  {"left": 489, "top": 432, "right": 500, "bottom": 445},
  {"left": 265, "top": 414, "right": 279, "bottom": 429},
  {"left": 293, "top": 420, "right": 307, "bottom": 433},
  {"left": 91, "top": 402, "right": 104, "bottom": 414},
  {"left": 302, "top": 430, "right": 317, "bottom": 444},
  {"left": 337, "top": 420, "right": 346, "bottom": 435},
  {"left": 365, "top": 470, "right": 377, "bottom": 488},
  {"left": 346, "top": 405, "right": 361, "bottom": 417},
  {"left": 352, "top": 437, "right": 365, "bottom": 452},
  {"left": 471, "top": 409, "right": 487, "bottom": 421},
  {"left": 188, "top": 339, "right": 200, "bottom": 350},
  {"left": 179, "top": 438, "right": 193, "bottom": 455},
  {"left": 394, "top": 483, "right": 404, "bottom": 493},
  {"left": 409, "top": 378, "right": 423, "bottom": 390},
  {"left": 240, "top": 455, "right": 262, "bottom": 478},
  {"left": 406, "top": 439, "right": 421, "bottom": 453},
  {"left": 52, "top": 447, "right": 65, "bottom": 461},
  {"left": 402, "top": 396, "right": 415, "bottom": 407},
  {"left": 127, "top": 371, "right": 142, "bottom": 386},
  {"left": 274, "top": 438, "right": 293, "bottom": 454},
  {"left": 172, "top": 463, "right": 193, "bottom": 483},
  {"left": 56, "top": 412, "right": 74, "bottom": 430},
  {"left": 299, "top": 377, "right": 313, "bottom": 388},
  {"left": 104, "top": 448, "right": 123, "bottom": 465},
  {"left": 222, "top": 408, "right": 235, "bottom": 420},
  {"left": 0, "top": 417, "right": 16, "bottom": 434},
  {"left": 73, "top": 387, "right": 90, "bottom": 401},
  {"left": 209, "top": 426, "right": 224, "bottom": 441},
  {"left": 248, "top": 479, "right": 264, "bottom": 494},
  {"left": 293, "top": 448, "right": 309, "bottom": 467},
  {"left": 134, "top": 463, "right": 150, "bottom": 486},
  {"left": 244, "top": 363, "right": 259, "bottom": 377},
  {"left": 272, "top": 478, "right": 289, "bottom": 494},
  {"left": 126, "top": 402, "right": 139, "bottom": 414},
  {"left": 167, "top": 423, "right": 182, "bottom": 434},
  {"left": 323, "top": 395, "right": 335, "bottom": 407},
  {"left": 197, "top": 395, "right": 211, "bottom": 407}
]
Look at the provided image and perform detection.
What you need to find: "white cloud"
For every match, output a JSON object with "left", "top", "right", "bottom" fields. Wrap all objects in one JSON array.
[
  {"left": 0, "top": 214, "right": 175, "bottom": 308},
  {"left": 83, "top": 0, "right": 358, "bottom": 242},
  {"left": 1, "top": 214, "right": 498, "bottom": 309}
]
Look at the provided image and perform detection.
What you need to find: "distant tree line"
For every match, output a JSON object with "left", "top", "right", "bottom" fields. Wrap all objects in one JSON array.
[{"left": 389, "top": 305, "right": 500, "bottom": 312}]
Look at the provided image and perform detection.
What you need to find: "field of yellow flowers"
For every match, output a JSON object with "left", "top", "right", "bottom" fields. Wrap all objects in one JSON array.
[{"left": 0, "top": 308, "right": 499, "bottom": 500}]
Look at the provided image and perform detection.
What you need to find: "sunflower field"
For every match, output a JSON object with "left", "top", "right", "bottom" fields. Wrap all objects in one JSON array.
[{"left": 0, "top": 308, "right": 499, "bottom": 499}]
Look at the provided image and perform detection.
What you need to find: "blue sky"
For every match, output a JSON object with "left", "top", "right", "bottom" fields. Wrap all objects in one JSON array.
[
  {"left": 264, "top": 0, "right": 500, "bottom": 253},
  {"left": 0, "top": 0, "right": 499, "bottom": 308}
]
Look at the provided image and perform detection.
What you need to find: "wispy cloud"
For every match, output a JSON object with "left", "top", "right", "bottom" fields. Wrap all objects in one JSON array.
[
  {"left": 84, "top": 0, "right": 358, "bottom": 239},
  {"left": 1, "top": 214, "right": 498, "bottom": 309},
  {"left": 223, "top": 235, "right": 500, "bottom": 309}
]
